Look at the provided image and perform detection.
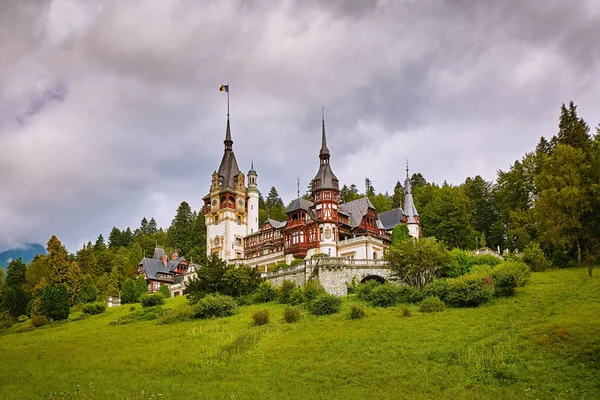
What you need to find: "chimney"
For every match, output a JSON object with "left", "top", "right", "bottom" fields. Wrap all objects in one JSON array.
[
  {"left": 171, "top": 252, "right": 178, "bottom": 260},
  {"left": 161, "top": 255, "right": 167, "bottom": 267}
]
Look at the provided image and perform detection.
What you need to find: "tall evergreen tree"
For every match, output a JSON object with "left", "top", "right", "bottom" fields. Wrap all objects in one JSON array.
[
  {"left": 148, "top": 218, "right": 158, "bottom": 234},
  {"left": 93, "top": 234, "right": 107, "bottom": 252},
  {"left": 551, "top": 101, "right": 591, "bottom": 152},
  {"left": 391, "top": 181, "right": 404, "bottom": 209},
  {"left": 5, "top": 258, "right": 27, "bottom": 288},
  {"left": 108, "top": 227, "right": 123, "bottom": 249},
  {"left": 140, "top": 218, "right": 149, "bottom": 235},
  {"left": 168, "top": 201, "right": 194, "bottom": 255}
]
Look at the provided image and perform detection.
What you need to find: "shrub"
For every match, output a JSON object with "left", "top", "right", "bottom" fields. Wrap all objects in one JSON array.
[
  {"left": 446, "top": 273, "right": 495, "bottom": 307},
  {"left": 222, "top": 265, "right": 263, "bottom": 296},
  {"left": 307, "top": 293, "right": 341, "bottom": 316},
  {"left": 82, "top": 302, "right": 107, "bottom": 315},
  {"left": 522, "top": 242, "right": 549, "bottom": 272},
  {"left": 469, "top": 254, "right": 502, "bottom": 269},
  {"left": 252, "top": 282, "right": 278, "bottom": 303},
  {"left": 252, "top": 310, "right": 270, "bottom": 326},
  {"left": 401, "top": 306, "right": 412, "bottom": 317},
  {"left": 447, "top": 248, "right": 472, "bottom": 277},
  {"left": 191, "top": 294, "right": 237, "bottom": 319},
  {"left": 423, "top": 279, "right": 449, "bottom": 300},
  {"left": 355, "top": 280, "right": 381, "bottom": 302},
  {"left": 492, "top": 261, "right": 531, "bottom": 296},
  {"left": 348, "top": 305, "right": 366, "bottom": 320},
  {"left": 31, "top": 315, "right": 48, "bottom": 327},
  {"left": 283, "top": 307, "right": 301, "bottom": 323},
  {"left": 397, "top": 285, "right": 425, "bottom": 304},
  {"left": 121, "top": 278, "right": 137, "bottom": 304},
  {"left": 419, "top": 297, "right": 445, "bottom": 313},
  {"left": 273, "top": 262, "right": 288, "bottom": 272},
  {"left": 140, "top": 293, "right": 165, "bottom": 308},
  {"left": 289, "top": 259, "right": 304, "bottom": 267},
  {"left": 370, "top": 284, "right": 401, "bottom": 307},
  {"left": 158, "top": 307, "right": 194, "bottom": 325},
  {"left": 302, "top": 281, "right": 326, "bottom": 303},
  {"left": 17, "top": 314, "right": 29, "bottom": 323},
  {"left": 110, "top": 307, "right": 165, "bottom": 325},
  {"left": 277, "top": 280, "right": 297, "bottom": 304},
  {"left": 469, "top": 264, "right": 493, "bottom": 275},
  {"left": 158, "top": 284, "right": 171, "bottom": 298},
  {"left": 288, "top": 288, "right": 305, "bottom": 306},
  {"left": 40, "top": 284, "right": 70, "bottom": 320},
  {"left": 0, "top": 312, "right": 14, "bottom": 329}
]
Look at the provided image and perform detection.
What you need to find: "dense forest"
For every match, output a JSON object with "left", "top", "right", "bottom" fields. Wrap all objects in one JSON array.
[{"left": 0, "top": 101, "right": 598, "bottom": 321}]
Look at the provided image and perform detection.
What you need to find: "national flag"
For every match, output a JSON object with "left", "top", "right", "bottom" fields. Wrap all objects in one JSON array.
[{"left": 219, "top": 84, "right": 229, "bottom": 93}]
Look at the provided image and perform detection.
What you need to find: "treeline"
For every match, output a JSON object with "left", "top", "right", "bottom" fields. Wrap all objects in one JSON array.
[{"left": 0, "top": 201, "right": 207, "bottom": 324}]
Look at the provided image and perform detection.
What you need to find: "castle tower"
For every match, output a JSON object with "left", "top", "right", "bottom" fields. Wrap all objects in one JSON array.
[
  {"left": 247, "top": 160, "right": 259, "bottom": 235},
  {"left": 403, "top": 161, "right": 421, "bottom": 238},
  {"left": 312, "top": 111, "right": 339, "bottom": 257},
  {"left": 203, "top": 115, "right": 248, "bottom": 262}
]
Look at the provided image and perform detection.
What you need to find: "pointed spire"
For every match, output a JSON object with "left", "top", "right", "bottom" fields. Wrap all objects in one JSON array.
[
  {"left": 319, "top": 107, "right": 330, "bottom": 163},
  {"left": 224, "top": 115, "right": 232, "bottom": 152}
]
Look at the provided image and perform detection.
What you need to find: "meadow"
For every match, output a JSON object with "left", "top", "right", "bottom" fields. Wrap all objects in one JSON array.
[{"left": 1, "top": 268, "right": 599, "bottom": 399}]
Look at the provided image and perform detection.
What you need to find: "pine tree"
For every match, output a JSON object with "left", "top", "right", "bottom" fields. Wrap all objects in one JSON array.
[
  {"left": 135, "top": 275, "right": 148, "bottom": 300},
  {"left": 5, "top": 258, "right": 27, "bottom": 287},
  {"left": 391, "top": 181, "right": 404, "bottom": 209},
  {"left": 121, "top": 278, "right": 137, "bottom": 304},
  {"left": 94, "top": 234, "right": 107, "bottom": 252},
  {"left": 108, "top": 227, "right": 122, "bottom": 249},
  {"left": 551, "top": 101, "right": 591, "bottom": 152},
  {"left": 148, "top": 218, "right": 158, "bottom": 234},
  {"left": 168, "top": 201, "right": 194, "bottom": 255},
  {"left": 80, "top": 276, "right": 98, "bottom": 303},
  {"left": 140, "top": 218, "right": 149, "bottom": 235},
  {"left": 76, "top": 242, "right": 99, "bottom": 277},
  {"left": 47, "top": 236, "right": 70, "bottom": 285},
  {"left": 40, "top": 284, "right": 70, "bottom": 320}
]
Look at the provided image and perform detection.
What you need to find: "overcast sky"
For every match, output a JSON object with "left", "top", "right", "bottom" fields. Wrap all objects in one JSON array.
[{"left": 1, "top": 0, "right": 599, "bottom": 253}]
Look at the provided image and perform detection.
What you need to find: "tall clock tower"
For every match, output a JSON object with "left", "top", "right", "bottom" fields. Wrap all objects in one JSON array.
[
  {"left": 203, "top": 115, "right": 248, "bottom": 262},
  {"left": 312, "top": 112, "right": 339, "bottom": 257}
]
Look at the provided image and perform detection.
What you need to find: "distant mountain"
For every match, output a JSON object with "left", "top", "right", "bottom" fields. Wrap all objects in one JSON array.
[{"left": 0, "top": 244, "right": 47, "bottom": 269}]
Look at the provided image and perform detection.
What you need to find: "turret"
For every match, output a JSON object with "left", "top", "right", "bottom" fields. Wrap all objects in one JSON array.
[
  {"left": 203, "top": 114, "right": 248, "bottom": 262},
  {"left": 312, "top": 110, "right": 339, "bottom": 257},
  {"left": 403, "top": 161, "right": 421, "bottom": 238},
  {"left": 247, "top": 160, "right": 259, "bottom": 235}
]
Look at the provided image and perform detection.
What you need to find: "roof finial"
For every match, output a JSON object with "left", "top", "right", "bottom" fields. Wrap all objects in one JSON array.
[
  {"left": 251, "top": 158, "right": 254, "bottom": 170},
  {"left": 406, "top": 158, "right": 409, "bottom": 178},
  {"left": 297, "top": 176, "right": 301, "bottom": 199}
]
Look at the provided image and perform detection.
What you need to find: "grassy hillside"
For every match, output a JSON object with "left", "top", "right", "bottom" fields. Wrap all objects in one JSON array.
[{"left": 1, "top": 268, "right": 599, "bottom": 400}]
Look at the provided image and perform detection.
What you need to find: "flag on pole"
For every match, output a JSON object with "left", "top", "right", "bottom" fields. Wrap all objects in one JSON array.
[{"left": 219, "top": 84, "right": 229, "bottom": 93}]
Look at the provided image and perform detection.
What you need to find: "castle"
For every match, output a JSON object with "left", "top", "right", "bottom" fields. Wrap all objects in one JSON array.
[{"left": 202, "top": 113, "right": 420, "bottom": 271}]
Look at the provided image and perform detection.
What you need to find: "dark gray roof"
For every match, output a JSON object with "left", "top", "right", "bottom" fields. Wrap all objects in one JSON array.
[
  {"left": 339, "top": 197, "right": 376, "bottom": 228},
  {"left": 267, "top": 218, "right": 287, "bottom": 229},
  {"left": 167, "top": 257, "right": 184, "bottom": 272},
  {"left": 139, "top": 258, "right": 173, "bottom": 282},
  {"left": 217, "top": 151, "right": 241, "bottom": 191},
  {"left": 286, "top": 198, "right": 314, "bottom": 213},
  {"left": 313, "top": 164, "right": 338, "bottom": 190},
  {"left": 378, "top": 208, "right": 404, "bottom": 231},
  {"left": 403, "top": 174, "right": 419, "bottom": 222},
  {"left": 217, "top": 117, "right": 241, "bottom": 190}
]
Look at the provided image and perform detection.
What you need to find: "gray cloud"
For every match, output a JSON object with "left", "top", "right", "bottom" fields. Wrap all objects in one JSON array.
[{"left": 1, "top": 0, "right": 599, "bottom": 252}]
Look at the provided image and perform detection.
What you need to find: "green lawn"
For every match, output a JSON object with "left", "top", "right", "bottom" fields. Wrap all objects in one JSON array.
[{"left": 1, "top": 268, "right": 599, "bottom": 399}]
